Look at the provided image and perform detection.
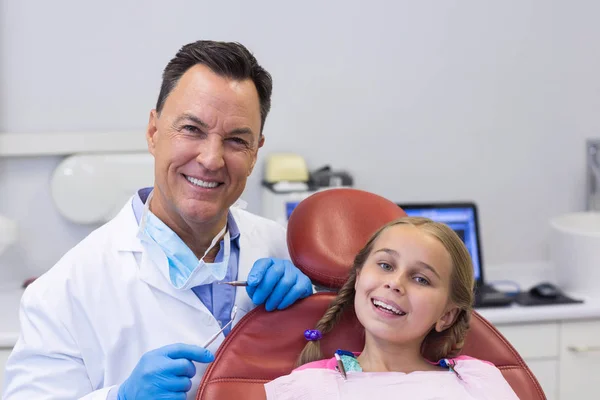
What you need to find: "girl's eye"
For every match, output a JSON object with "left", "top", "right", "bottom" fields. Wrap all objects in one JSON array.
[
  {"left": 378, "top": 262, "right": 393, "bottom": 271},
  {"left": 414, "top": 276, "right": 430, "bottom": 286}
]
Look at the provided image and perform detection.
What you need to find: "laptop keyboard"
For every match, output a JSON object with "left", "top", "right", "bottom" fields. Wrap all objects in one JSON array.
[{"left": 475, "top": 285, "right": 514, "bottom": 308}]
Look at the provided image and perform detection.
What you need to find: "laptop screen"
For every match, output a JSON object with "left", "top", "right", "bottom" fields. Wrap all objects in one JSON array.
[
  {"left": 397, "top": 203, "right": 483, "bottom": 284},
  {"left": 286, "top": 201, "right": 300, "bottom": 220}
]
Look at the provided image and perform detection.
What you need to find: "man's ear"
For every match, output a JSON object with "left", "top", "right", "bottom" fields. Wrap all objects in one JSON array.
[
  {"left": 248, "top": 134, "right": 265, "bottom": 176},
  {"left": 146, "top": 110, "right": 159, "bottom": 155},
  {"left": 435, "top": 306, "right": 460, "bottom": 332}
]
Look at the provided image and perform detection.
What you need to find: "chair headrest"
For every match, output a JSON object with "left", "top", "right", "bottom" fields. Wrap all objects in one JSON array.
[{"left": 287, "top": 188, "right": 406, "bottom": 289}]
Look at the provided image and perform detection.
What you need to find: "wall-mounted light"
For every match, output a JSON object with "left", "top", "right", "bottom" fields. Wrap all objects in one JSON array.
[{"left": 51, "top": 153, "right": 154, "bottom": 224}]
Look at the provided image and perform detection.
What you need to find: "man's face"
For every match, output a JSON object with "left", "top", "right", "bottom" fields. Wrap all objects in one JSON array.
[{"left": 146, "top": 64, "right": 264, "bottom": 227}]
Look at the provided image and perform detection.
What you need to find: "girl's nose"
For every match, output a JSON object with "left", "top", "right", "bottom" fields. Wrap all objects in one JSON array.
[{"left": 384, "top": 274, "right": 406, "bottom": 294}]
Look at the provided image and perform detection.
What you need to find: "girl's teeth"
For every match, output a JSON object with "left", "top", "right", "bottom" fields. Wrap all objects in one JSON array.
[{"left": 372, "top": 299, "right": 404, "bottom": 315}]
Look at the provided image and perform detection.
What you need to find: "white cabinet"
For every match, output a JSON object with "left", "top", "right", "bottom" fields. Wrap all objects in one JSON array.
[
  {"left": 0, "top": 348, "right": 12, "bottom": 392},
  {"left": 558, "top": 320, "right": 600, "bottom": 399},
  {"left": 494, "top": 318, "right": 600, "bottom": 400},
  {"left": 496, "top": 322, "right": 559, "bottom": 400},
  {"left": 496, "top": 322, "right": 559, "bottom": 359}
]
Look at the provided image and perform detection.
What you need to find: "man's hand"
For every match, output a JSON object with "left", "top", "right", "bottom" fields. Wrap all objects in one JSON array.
[
  {"left": 117, "top": 343, "right": 214, "bottom": 400},
  {"left": 246, "top": 258, "right": 313, "bottom": 312}
]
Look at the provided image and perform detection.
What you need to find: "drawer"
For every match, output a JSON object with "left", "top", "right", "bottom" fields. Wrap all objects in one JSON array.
[
  {"left": 559, "top": 319, "right": 600, "bottom": 399},
  {"left": 494, "top": 321, "right": 559, "bottom": 359},
  {"left": 561, "top": 319, "right": 600, "bottom": 351}
]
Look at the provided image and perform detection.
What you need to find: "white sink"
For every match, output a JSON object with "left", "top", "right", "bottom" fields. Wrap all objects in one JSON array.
[{"left": 550, "top": 212, "right": 600, "bottom": 294}]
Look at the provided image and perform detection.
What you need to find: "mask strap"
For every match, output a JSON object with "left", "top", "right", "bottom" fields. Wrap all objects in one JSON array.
[
  {"left": 140, "top": 189, "right": 229, "bottom": 262},
  {"left": 199, "top": 223, "right": 228, "bottom": 262},
  {"left": 138, "top": 190, "right": 154, "bottom": 235}
]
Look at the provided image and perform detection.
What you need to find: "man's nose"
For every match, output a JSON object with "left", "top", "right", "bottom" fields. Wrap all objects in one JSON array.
[{"left": 195, "top": 136, "right": 225, "bottom": 171}]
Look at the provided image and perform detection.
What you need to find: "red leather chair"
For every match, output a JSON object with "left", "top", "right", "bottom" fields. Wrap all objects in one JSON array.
[{"left": 197, "top": 189, "right": 546, "bottom": 400}]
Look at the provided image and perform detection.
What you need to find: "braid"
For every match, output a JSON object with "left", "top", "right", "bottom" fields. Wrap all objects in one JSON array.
[
  {"left": 421, "top": 309, "right": 471, "bottom": 362},
  {"left": 296, "top": 270, "right": 357, "bottom": 366}
]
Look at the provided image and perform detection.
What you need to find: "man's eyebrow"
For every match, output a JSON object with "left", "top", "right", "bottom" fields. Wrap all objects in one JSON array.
[
  {"left": 228, "top": 127, "right": 254, "bottom": 136},
  {"left": 173, "top": 114, "right": 255, "bottom": 136},
  {"left": 173, "top": 113, "right": 209, "bottom": 129},
  {"left": 373, "top": 248, "right": 441, "bottom": 279}
]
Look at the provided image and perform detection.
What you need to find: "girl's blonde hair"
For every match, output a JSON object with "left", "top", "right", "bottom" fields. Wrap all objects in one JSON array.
[{"left": 297, "top": 216, "right": 475, "bottom": 366}]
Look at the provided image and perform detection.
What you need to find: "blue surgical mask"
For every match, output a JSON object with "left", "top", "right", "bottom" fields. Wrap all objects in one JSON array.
[{"left": 137, "top": 192, "right": 230, "bottom": 290}]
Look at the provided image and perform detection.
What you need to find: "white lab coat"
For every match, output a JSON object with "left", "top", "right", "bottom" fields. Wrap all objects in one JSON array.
[{"left": 2, "top": 198, "right": 290, "bottom": 400}]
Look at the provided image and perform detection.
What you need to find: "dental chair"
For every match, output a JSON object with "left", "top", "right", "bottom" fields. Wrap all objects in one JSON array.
[{"left": 197, "top": 189, "right": 546, "bottom": 400}]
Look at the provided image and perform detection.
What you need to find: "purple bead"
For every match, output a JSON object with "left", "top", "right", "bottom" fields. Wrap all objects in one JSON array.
[{"left": 304, "top": 329, "right": 322, "bottom": 341}]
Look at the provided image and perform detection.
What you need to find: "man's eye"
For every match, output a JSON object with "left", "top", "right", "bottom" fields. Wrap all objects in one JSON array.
[
  {"left": 229, "top": 137, "right": 249, "bottom": 146},
  {"left": 182, "top": 125, "right": 200, "bottom": 133}
]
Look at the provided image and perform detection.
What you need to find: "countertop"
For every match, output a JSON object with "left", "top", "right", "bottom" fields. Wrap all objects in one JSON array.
[{"left": 476, "top": 292, "right": 600, "bottom": 325}]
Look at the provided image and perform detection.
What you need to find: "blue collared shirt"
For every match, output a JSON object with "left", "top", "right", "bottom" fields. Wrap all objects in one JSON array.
[{"left": 132, "top": 187, "right": 240, "bottom": 335}]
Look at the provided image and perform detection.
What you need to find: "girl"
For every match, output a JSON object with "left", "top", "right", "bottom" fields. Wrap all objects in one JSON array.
[{"left": 264, "top": 217, "right": 519, "bottom": 399}]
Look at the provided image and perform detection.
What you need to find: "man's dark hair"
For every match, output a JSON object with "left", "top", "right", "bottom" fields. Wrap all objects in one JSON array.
[{"left": 156, "top": 40, "right": 273, "bottom": 133}]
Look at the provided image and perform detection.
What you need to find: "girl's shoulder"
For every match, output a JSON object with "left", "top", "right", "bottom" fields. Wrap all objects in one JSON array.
[
  {"left": 448, "top": 355, "right": 501, "bottom": 378},
  {"left": 449, "top": 356, "right": 520, "bottom": 398},
  {"left": 450, "top": 355, "right": 497, "bottom": 371},
  {"left": 451, "top": 355, "right": 495, "bottom": 367}
]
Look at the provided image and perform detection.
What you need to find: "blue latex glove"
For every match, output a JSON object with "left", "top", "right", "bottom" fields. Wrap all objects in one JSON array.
[
  {"left": 246, "top": 258, "right": 313, "bottom": 312},
  {"left": 117, "top": 343, "right": 214, "bottom": 400}
]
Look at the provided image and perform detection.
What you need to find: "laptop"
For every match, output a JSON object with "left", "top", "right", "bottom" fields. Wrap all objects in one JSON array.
[{"left": 396, "top": 202, "right": 514, "bottom": 308}]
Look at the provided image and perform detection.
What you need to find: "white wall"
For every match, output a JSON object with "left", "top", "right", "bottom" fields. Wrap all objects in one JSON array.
[{"left": 1, "top": 0, "right": 599, "bottom": 285}]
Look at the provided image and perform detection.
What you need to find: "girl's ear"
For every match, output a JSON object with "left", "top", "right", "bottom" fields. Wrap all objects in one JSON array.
[{"left": 435, "top": 306, "right": 460, "bottom": 332}]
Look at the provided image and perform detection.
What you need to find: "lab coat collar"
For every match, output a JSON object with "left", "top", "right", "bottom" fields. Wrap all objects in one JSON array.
[
  {"left": 105, "top": 198, "right": 204, "bottom": 312},
  {"left": 114, "top": 196, "right": 144, "bottom": 253},
  {"left": 112, "top": 197, "right": 258, "bottom": 314}
]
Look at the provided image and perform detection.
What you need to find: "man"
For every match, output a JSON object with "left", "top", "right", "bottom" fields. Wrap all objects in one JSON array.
[{"left": 2, "top": 40, "right": 313, "bottom": 400}]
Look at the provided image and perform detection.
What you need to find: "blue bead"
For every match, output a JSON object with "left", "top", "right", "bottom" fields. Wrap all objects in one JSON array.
[{"left": 304, "top": 329, "right": 322, "bottom": 341}]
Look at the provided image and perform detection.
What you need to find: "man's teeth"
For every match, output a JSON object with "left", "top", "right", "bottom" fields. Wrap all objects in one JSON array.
[
  {"left": 373, "top": 299, "right": 405, "bottom": 315},
  {"left": 186, "top": 176, "right": 220, "bottom": 188}
]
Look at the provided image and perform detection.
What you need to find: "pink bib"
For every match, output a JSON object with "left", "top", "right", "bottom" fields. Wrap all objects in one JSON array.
[{"left": 264, "top": 356, "right": 520, "bottom": 400}]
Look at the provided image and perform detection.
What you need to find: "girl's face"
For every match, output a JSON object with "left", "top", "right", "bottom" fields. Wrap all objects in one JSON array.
[{"left": 354, "top": 224, "right": 459, "bottom": 349}]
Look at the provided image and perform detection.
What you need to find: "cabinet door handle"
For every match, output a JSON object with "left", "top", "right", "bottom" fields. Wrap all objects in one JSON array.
[{"left": 567, "top": 345, "right": 600, "bottom": 353}]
